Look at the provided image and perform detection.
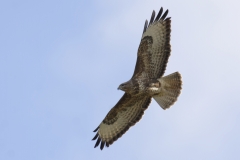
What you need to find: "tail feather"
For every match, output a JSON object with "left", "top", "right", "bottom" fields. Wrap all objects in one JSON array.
[{"left": 153, "top": 72, "right": 182, "bottom": 110}]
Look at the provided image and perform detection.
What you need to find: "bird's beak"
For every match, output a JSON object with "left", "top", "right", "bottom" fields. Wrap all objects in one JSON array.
[{"left": 117, "top": 87, "right": 120, "bottom": 90}]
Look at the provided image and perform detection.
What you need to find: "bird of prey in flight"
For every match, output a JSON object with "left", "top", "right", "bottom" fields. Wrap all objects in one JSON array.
[{"left": 92, "top": 7, "right": 182, "bottom": 150}]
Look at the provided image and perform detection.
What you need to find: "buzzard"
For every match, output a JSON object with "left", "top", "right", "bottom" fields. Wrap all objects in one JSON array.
[{"left": 92, "top": 7, "right": 182, "bottom": 150}]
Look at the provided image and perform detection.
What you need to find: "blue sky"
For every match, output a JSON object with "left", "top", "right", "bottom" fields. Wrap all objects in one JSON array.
[{"left": 1, "top": 0, "right": 240, "bottom": 159}]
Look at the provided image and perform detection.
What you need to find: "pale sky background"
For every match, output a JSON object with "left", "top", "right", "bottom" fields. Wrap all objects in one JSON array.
[{"left": 1, "top": 0, "right": 240, "bottom": 160}]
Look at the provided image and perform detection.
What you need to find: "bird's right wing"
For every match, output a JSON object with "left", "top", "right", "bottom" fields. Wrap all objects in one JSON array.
[
  {"left": 132, "top": 7, "right": 171, "bottom": 79},
  {"left": 92, "top": 93, "right": 151, "bottom": 150}
]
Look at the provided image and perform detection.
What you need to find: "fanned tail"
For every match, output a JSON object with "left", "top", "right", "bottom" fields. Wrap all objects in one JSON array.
[{"left": 153, "top": 72, "right": 182, "bottom": 109}]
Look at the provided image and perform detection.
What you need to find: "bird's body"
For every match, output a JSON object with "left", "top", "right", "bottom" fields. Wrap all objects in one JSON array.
[
  {"left": 119, "top": 77, "right": 161, "bottom": 95},
  {"left": 92, "top": 7, "right": 182, "bottom": 150}
]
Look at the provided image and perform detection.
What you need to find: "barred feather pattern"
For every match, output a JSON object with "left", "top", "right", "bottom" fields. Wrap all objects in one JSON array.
[
  {"left": 154, "top": 72, "right": 182, "bottom": 109},
  {"left": 93, "top": 94, "right": 151, "bottom": 150},
  {"left": 134, "top": 7, "right": 171, "bottom": 79}
]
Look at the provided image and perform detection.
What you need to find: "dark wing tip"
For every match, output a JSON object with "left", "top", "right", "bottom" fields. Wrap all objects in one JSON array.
[
  {"left": 165, "top": 17, "right": 171, "bottom": 21},
  {"left": 106, "top": 142, "right": 109, "bottom": 147},
  {"left": 92, "top": 132, "right": 99, "bottom": 141},
  {"left": 143, "top": 20, "right": 148, "bottom": 34},
  {"left": 160, "top": 9, "right": 169, "bottom": 21},
  {"left": 100, "top": 141, "right": 105, "bottom": 150},
  {"left": 142, "top": 7, "right": 169, "bottom": 34},
  {"left": 93, "top": 126, "right": 99, "bottom": 132},
  {"left": 92, "top": 135, "right": 107, "bottom": 150},
  {"left": 149, "top": 10, "right": 155, "bottom": 26},
  {"left": 94, "top": 137, "right": 101, "bottom": 148},
  {"left": 155, "top": 7, "right": 163, "bottom": 22}
]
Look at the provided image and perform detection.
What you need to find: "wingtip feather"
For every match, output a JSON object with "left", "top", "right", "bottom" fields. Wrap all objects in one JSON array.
[
  {"left": 92, "top": 133, "right": 99, "bottom": 140},
  {"left": 100, "top": 141, "right": 105, "bottom": 150},
  {"left": 155, "top": 7, "right": 163, "bottom": 21},
  {"left": 149, "top": 10, "right": 155, "bottom": 25},
  {"left": 93, "top": 126, "right": 99, "bottom": 132},
  {"left": 160, "top": 9, "right": 169, "bottom": 20},
  {"left": 143, "top": 7, "right": 170, "bottom": 34},
  {"left": 94, "top": 137, "right": 101, "bottom": 148},
  {"left": 143, "top": 20, "right": 148, "bottom": 34}
]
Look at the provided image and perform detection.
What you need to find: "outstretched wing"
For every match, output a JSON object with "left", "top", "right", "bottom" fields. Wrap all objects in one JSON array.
[
  {"left": 92, "top": 93, "right": 151, "bottom": 150},
  {"left": 132, "top": 7, "right": 171, "bottom": 79}
]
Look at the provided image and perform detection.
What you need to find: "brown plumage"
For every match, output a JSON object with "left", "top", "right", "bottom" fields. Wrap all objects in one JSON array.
[{"left": 92, "top": 7, "right": 182, "bottom": 150}]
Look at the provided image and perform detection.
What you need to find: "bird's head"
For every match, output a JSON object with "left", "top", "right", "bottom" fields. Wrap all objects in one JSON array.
[{"left": 118, "top": 81, "right": 132, "bottom": 92}]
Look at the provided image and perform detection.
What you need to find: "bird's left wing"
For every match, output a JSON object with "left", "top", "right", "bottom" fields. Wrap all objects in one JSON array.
[{"left": 92, "top": 93, "right": 151, "bottom": 150}]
